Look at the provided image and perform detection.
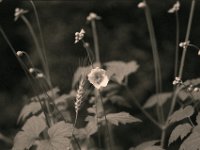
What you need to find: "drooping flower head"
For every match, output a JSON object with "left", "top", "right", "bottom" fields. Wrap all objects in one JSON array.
[
  {"left": 88, "top": 67, "right": 109, "bottom": 89},
  {"left": 86, "top": 12, "right": 101, "bottom": 22},
  {"left": 168, "top": 1, "right": 180, "bottom": 13},
  {"left": 14, "top": 8, "right": 28, "bottom": 21},
  {"left": 74, "top": 29, "right": 85, "bottom": 44}
]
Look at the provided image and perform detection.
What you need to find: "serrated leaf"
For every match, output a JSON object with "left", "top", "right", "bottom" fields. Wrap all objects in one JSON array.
[
  {"left": 168, "top": 123, "right": 192, "bottom": 145},
  {"left": 101, "top": 112, "right": 141, "bottom": 126},
  {"left": 37, "top": 121, "right": 72, "bottom": 150},
  {"left": 17, "top": 101, "right": 41, "bottom": 123},
  {"left": 130, "top": 140, "right": 159, "bottom": 150},
  {"left": 12, "top": 116, "right": 47, "bottom": 150},
  {"left": 168, "top": 105, "right": 194, "bottom": 125},
  {"left": 105, "top": 61, "right": 139, "bottom": 84},
  {"left": 143, "top": 92, "right": 172, "bottom": 109},
  {"left": 179, "top": 131, "right": 200, "bottom": 150},
  {"left": 72, "top": 63, "right": 100, "bottom": 87},
  {"left": 109, "top": 95, "right": 131, "bottom": 108}
]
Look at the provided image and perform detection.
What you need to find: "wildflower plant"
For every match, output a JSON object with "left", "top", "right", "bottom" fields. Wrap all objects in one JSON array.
[{"left": 1, "top": 0, "right": 200, "bottom": 150}]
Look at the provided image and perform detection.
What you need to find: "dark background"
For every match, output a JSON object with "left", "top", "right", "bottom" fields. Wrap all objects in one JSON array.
[{"left": 0, "top": 0, "right": 200, "bottom": 149}]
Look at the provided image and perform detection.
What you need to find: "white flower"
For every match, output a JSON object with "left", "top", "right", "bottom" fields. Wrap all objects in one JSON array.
[
  {"left": 88, "top": 67, "right": 109, "bottom": 89},
  {"left": 14, "top": 8, "right": 28, "bottom": 21},
  {"left": 168, "top": 1, "right": 180, "bottom": 13},
  {"left": 74, "top": 29, "right": 85, "bottom": 44},
  {"left": 86, "top": 12, "right": 101, "bottom": 22},
  {"left": 137, "top": 2, "right": 146, "bottom": 8}
]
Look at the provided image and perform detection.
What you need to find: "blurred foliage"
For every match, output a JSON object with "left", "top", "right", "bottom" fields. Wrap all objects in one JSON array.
[{"left": 1, "top": 0, "right": 200, "bottom": 149}]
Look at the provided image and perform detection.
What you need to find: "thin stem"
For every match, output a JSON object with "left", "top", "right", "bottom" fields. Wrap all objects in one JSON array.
[
  {"left": 178, "top": 0, "right": 196, "bottom": 79},
  {"left": 98, "top": 90, "right": 112, "bottom": 150},
  {"left": 0, "top": 26, "right": 52, "bottom": 126},
  {"left": 125, "top": 86, "right": 162, "bottom": 129},
  {"left": 95, "top": 92, "right": 101, "bottom": 148},
  {"left": 168, "top": 0, "right": 196, "bottom": 118},
  {"left": 144, "top": 1, "right": 163, "bottom": 123},
  {"left": 161, "top": 128, "right": 166, "bottom": 148},
  {"left": 20, "top": 15, "right": 50, "bottom": 85},
  {"left": 144, "top": 0, "right": 162, "bottom": 93},
  {"left": 82, "top": 40, "right": 94, "bottom": 68},
  {"left": 30, "top": 0, "right": 51, "bottom": 86},
  {"left": 188, "top": 117, "right": 195, "bottom": 127},
  {"left": 91, "top": 20, "right": 100, "bottom": 64},
  {"left": 174, "top": 11, "right": 180, "bottom": 77},
  {"left": 38, "top": 78, "right": 81, "bottom": 150}
]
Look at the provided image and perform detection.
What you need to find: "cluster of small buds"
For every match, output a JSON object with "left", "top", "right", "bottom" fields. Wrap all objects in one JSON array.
[
  {"left": 86, "top": 12, "right": 101, "bottom": 22},
  {"left": 74, "top": 29, "right": 85, "bottom": 44},
  {"left": 28, "top": 68, "right": 45, "bottom": 79},
  {"left": 137, "top": 1, "right": 146, "bottom": 9},
  {"left": 14, "top": 8, "right": 28, "bottom": 21},
  {"left": 16, "top": 51, "right": 24, "bottom": 57},
  {"left": 186, "top": 84, "right": 200, "bottom": 92},
  {"left": 173, "top": 77, "right": 183, "bottom": 86},
  {"left": 179, "top": 41, "right": 190, "bottom": 49},
  {"left": 168, "top": 1, "right": 180, "bottom": 13}
]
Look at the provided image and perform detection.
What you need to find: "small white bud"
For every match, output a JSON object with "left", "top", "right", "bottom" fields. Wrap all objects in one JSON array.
[
  {"left": 198, "top": 50, "right": 200, "bottom": 56},
  {"left": 29, "top": 68, "right": 35, "bottom": 73},
  {"left": 194, "top": 87, "right": 199, "bottom": 92},
  {"left": 36, "top": 73, "right": 44, "bottom": 79},
  {"left": 16, "top": 51, "right": 23, "bottom": 57},
  {"left": 137, "top": 2, "right": 146, "bottom": 8}
]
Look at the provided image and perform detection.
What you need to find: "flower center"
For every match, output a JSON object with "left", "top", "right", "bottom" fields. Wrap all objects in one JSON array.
[{"left": 94, "top": 73, "right": 103, "bottom": 84}]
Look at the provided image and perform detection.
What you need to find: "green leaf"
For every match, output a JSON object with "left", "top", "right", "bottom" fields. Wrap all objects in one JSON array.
[
  {"left": 168, "top": 123, "right": 192, "bottom": 145},
  {"left": 168, "top": 105, "right": 194, "bottom": 125},
  {"left": 130, "top": 140, "right": 161, "bottom": 150},
  {"left": 105, "top": 60, "right": 139, "bottom": 84},
  {"left": 143, "top": 92, "right": 172, "bottom": 109},
  {"left": 102, "top": 112, "right": 142, "bottom": 126},
  {"left": 17, "top": 101, "right": 41, "bottom": 123},
  {"left": 37, "top": 121, "right": 72, "bottom": 150},
  {"left": 12, "top": 116, "right": 47, "bottom": 150}
]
